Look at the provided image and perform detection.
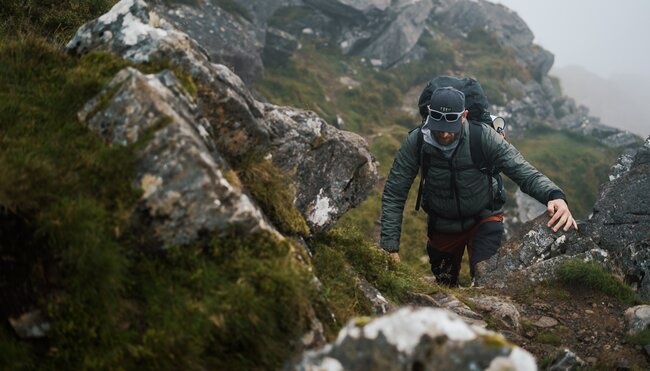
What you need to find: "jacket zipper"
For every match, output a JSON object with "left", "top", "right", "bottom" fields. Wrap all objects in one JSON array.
[{"left": 448, "top": 138, "right": 464, "bottom": 231}]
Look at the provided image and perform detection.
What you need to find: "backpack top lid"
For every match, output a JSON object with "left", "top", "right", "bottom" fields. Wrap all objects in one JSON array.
[{"left": 418, "top": 76, "right": 492, "bottom": 125}]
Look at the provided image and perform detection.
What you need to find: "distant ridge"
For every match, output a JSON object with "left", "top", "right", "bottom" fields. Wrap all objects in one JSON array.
[{"left": 552, "top": 65, "right": 648, "bottom": 137}]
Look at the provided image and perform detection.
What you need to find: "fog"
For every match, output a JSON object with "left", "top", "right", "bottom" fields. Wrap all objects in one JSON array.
[
  {"left": 491, "top": 0, "right": 650, "bottom": 80},
  {"left": 492, "top": 0, "right": 649, "bottom": 136}
]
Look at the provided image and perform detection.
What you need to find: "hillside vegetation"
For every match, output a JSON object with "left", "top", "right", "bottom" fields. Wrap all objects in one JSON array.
[
  {"left": 0, "top": 2, "right": 432, "bottom": 370},
  {"left": 0, "top": 1, "right": 631, "bottom": 369}
]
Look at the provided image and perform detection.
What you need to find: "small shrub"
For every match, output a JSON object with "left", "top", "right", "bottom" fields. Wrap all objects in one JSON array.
[{"left": 536, "top": 332, "right": 561, "bottom": 345}]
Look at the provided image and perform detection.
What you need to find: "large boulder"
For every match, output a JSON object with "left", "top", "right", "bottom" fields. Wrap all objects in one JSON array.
[
  {"left": 352, "top": 0, "right": 433, "bottom": 67},
  {"left": 288, "top": 307, "right": 537, "bottom": 370},
  {"left": 67, "top": 0, "right": 379, "bottom": 235},
  {"left": 78, "top": 67, "right": 279, "bottom": 247}
]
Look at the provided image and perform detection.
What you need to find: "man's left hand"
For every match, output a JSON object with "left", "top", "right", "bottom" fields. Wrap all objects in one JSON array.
[{"left": 546, "top": 199, "right": 578, "bottom": 232}]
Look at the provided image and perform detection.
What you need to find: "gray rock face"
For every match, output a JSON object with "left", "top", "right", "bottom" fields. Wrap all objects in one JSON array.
[
  {"left": 589, "top": 137, "right": 650, "bottom": 252},
  {"left": 263, "top": 27, "right": 301, "bottom": 67},
  {"left": 151, "top": 0, "right": 263, "bottom": 84},
  {"left": 434, "top": 0, "right": 551, "bottom": 80},
  {"left": 547, "top": 349, "right": 586, "bottom": 371},
  {"left": 586, "top": 137, "right": 650, "bottom": 298},
  {"left": 79, "top": 67, "right": 279, "bottom": 247},
  {"left": 304, "top": 0, "right": 390, "bottom": 19},
  {"left": 263, "top": 0, "right": 433, "bottom": 68},
  {"left": 356, "top": 277, "right": 397, "bottom": 314},
  {"left": 350, "top": 0, "right": 433, "bottom": 67},
  {"left": 288, "top": 307, "right": 537, "bottom": 371},
  {"left": 406, "top": 291, "right": 488, "bottom": 328},
  {"left": 263, "top": 105, "right": 378, "bottom": 231},
  {"left": 68, "top": 0, "right": 379, "bottom": 235},
  {"left": 475, "top": 216, "right": 611, "bottom": 288},
  {"left": 477, "top": 138, "right": 650, "bottom": 298}
]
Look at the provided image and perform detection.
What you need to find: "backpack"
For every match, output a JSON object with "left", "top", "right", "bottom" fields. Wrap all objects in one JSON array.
[{"left": 414, "top": 76, "right": 504, "bottom": 212}]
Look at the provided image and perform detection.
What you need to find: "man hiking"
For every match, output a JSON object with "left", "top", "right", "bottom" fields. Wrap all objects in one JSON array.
[{"left": 380, "top": 86, "right": 577, "bottom": 286}]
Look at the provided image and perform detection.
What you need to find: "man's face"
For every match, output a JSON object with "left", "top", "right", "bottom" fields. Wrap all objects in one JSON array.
[{"left": 433, "top": 131, "right": 458, "bottom": 146}]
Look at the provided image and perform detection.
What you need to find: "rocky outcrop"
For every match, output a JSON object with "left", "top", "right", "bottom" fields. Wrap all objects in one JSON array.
[
  {"left": 67, "top": 0, "right": 378, "bottom": 236},
  {"left": 587, "top": 137, "right": 650, "bottom": 297},
  {"left": 265, "top": 0, "right": 434, "bottom": 68},
  {"left": 434, "top": 0, "right": 551, "bottom": 81},
  {"left": 345, "top": 0, "right": 434, "bottom": 67},
  {"left": 288, "top": 307, "right": 537, "bottom": 371},
  {"left": 79, "top": 67, "right": 279, "bottom": 247},
  {"left": 262, "top": 105, "right": 378, "bottom": 230},
  {"left": 476, "top": 137, "right": 650, "bottom": 299},
  {"left": 153, "top": 0, "right": 263, "bottom": 84}
]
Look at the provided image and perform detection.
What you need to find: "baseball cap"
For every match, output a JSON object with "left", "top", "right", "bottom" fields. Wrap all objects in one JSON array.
[{"left": 425, "top": 87, "right": 466, "bottom": 133}]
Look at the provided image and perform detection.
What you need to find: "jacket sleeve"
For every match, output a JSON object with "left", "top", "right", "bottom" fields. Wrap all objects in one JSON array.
[
  {"left": 380, "top": 129, "right": 420, "bottom": 253},
  {"left": 482, "top": 127, "right": 565, "bottom": 205}
]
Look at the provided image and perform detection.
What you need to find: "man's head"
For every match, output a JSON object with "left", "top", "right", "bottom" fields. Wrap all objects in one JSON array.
[{"left": 425, "top": 87, "right": 467, "bottom": 144}]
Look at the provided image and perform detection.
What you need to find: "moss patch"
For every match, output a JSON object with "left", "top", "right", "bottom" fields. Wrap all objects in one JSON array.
[
  {"left": 556, "top": 260, "right": 640, "bottom": 305},
  {"left": 237, "top": 155, "right": 310, "bottom": 237}
]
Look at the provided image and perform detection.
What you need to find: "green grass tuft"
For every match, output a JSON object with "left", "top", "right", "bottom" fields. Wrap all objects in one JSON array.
[
  {"left": 535, "top": 332, "right": 562, "bottom": 346},
  {"left": 625, "top": 329, "right": 650, "bottom": 346},
  {"left": 557, "top": 260, "right": 640, "bottom": 305}
]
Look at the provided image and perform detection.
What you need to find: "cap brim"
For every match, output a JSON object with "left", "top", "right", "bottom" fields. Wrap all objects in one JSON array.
[{"left": 425, "top": 115, "right": 462, "bottom": 133}]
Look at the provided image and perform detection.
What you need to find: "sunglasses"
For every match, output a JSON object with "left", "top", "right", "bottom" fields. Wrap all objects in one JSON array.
[{"left": 427, "top": 105, "right": 465, "bottom": 122}]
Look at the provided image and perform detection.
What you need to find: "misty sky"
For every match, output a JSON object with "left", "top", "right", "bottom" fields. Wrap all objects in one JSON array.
[{"left": 491, "top": 0, "right": 650, "bottom": 79}]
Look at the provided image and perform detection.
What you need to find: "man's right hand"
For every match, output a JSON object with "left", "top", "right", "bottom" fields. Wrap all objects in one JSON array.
[{"left": 389, "top": 252, "right": 401, "bottom": 262}]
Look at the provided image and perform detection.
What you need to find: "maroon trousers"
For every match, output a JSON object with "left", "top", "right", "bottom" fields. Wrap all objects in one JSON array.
[{"left": 426, "top": 214, "right": 504, "bottom": 280}]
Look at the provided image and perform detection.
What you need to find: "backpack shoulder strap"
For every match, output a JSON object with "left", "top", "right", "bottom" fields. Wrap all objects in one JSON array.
[
  {"left": 414, "top": 124, "right": 428, "bottom": 211},
  {"left": 469, "top": 121, "right": 504, "bottom": 211},
  {"left": 468, "top": 120, "right": 488, "bottom": 171}
]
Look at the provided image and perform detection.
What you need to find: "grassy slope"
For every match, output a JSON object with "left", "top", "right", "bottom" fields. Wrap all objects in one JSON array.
[{"left": 0, "top": 3, "right": 434, "bottom": 370}]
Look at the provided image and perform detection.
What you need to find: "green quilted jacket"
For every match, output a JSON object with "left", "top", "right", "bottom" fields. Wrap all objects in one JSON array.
[{"left": 380, "top": 121, "right": 564, "bottom": 253}]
